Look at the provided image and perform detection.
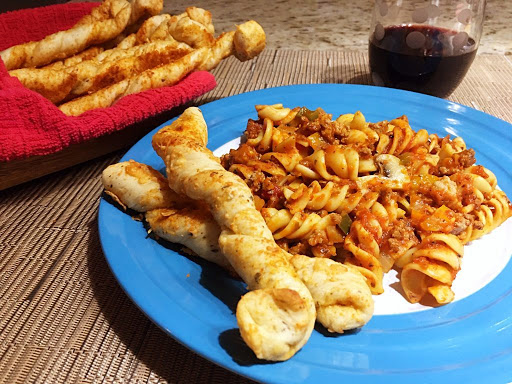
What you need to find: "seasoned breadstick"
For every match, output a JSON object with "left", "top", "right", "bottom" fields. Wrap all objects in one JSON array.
[
  {"left": 115, "top": 14, "right": 173, "bottom": 49},
  {"left": 152, "top": 108, "right": 316, "bottom": 361},
  {"left": 103, "top": 160, "right": 374, "bottom": 333},
  {"left": 128, "top": 0, "right": 163, "bottom": 26},
  {"left": 196, "top": 32, "right": 235, "bottom": 71},
  {"left": 0, "top": 0, "right": 132, "bottom": 70},
  {"left": 59, "top": 47, "right": 208, "bottom": 116},
  {"left": 233, "top": 20, "right": 266, "bottom": 62},
  {"left": 42, "top": 47, "right": 105, "bottom": 70},
  {"left": 101, "top": 161, "right": 232, "bottom": 270},
  {"left": 11, "top": 70, "right": 79, "bottom": 105},
  {"left": 117, "top": 7, "right": 215, "bottom": 50},
  {"left": 145, "top": 208, "right": 231, "bottom": 270},
  {"left": 97, "top": 37, "right": 189, "bottom": 63},
  {"left": 11, "top": 41, "right": 192, "bottom": 103},
  {"left": 117, "top": 6, "right": 215, "bottom": 50},
  {"left": 197, "top": 21, "right": 266, "bottom": 71},
  {"left": 101, "top": 160, "right": 186, "bottom": 211},
  {"left": 41, "top": 12, "right": 170, "bottom": 70},
  {"left": 153, "top": 15, "right": 215, "bottom": 48},
  {"left": 181, "top": 7, "right": 215, "bottom": 35},
  {"left": 288, "top": 254, "right": 373, "bottom": 332}
]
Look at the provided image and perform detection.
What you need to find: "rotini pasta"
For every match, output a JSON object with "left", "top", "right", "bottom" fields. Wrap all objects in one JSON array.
[{"left": 221, "top": 104, "right": 512, "bottom": 305}]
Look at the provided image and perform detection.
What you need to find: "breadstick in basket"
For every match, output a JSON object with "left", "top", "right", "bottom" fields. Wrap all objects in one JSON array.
[
  {"left": 57, "top": 19, "right": 265, "bottom": 115},
  {"left": 115, "top": 14, "right": 172, "bottom": 49},
  {"left": 11, "top": 41, "right": 192, "bottom": 103},
  {"left": 59, "top": 47, "right": 208, "bottom": 116},
  {"left": 0, "top": 0, "right": 132, "bottom": 70},
  {"left": 127, "top": 0, "right": 163, "bottom": 26},
  {"left": 198, "top": 20, "right": 266, "bottom": 71},
  {"left": 151, "top": 15, "right": 215, "bottom": 48},
  {"left": 42, "top": 47, "right": 105, "bottom": 71}
]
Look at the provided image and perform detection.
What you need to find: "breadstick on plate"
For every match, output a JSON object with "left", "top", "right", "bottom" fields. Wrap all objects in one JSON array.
[
  {"left": 101, "top": 160, "right": 187, "bottom": 211},
  {"left": 151, "top": 108, "right": 316, "bottom": 361},
  {"left": 102, "top": 160, "right": 374, "bottom": 333},
  {"left": 0, "top": 0, "right": 132, "bottom": 70},
  {"left": 101, "top": 161, "right": 232, "bottom": 271},
  {"left": 145, "top": 208, "right": 230, "bottom": 270},
  {"left": 59, "top": 47, "right": 208, "bottom": 116}
]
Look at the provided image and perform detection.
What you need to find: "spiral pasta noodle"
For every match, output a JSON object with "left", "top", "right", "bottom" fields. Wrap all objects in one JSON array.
[
  {"left": 396, "top": 234, "right": 464, "bottom": 304},
  {"left": 343, "top": 213, "right": 385, "bottom": 294}
]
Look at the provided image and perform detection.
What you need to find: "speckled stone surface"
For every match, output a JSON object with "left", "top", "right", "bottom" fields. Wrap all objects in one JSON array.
[{"left": 164, "top": 0, "right": 511, "bottom": 55}]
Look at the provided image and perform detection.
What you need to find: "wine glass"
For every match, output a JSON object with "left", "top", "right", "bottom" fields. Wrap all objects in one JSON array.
[{"left": 368, "top": 0, "right": 486, "bottom": 98}]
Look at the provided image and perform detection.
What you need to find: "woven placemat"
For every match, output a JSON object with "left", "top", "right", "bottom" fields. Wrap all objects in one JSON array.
[{"left": 1, "top": 50, "right": 512, "bottom": 384}]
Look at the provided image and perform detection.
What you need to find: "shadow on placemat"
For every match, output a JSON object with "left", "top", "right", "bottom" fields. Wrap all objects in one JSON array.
[{"left": 86, "top": 223, "right": 257, "bottom": 384}]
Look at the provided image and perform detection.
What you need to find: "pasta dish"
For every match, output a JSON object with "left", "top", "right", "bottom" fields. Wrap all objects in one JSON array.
[
  {"left": 221, "top": 104, "right": 512, "bottom": 304},
  {"left": 102, "top": 104, "right": 511, "bottom": 360}
]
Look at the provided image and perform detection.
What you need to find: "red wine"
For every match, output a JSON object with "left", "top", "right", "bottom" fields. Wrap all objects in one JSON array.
[{"left": 369, "top": 25, "right": 477, "bottom": 98}]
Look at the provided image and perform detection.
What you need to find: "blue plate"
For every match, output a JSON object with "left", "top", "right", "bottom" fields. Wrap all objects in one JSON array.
[{"left": 98, "top": 84, "right": 512, "bottom": 384}]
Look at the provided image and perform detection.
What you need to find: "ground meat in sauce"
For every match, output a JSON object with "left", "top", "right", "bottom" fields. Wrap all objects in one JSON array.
[
  {"left": 259, "top": 177, "right": 284, "bottom": 208},
  {"left": 357, "top": 146, "right": 373, "bottom": 159},
  {"left": 430, "top": 176, "right": 459, "bottom": 207},
  {"left": 221, "top": 144, "right": 259, "bottom": 169},
  {"left": 244, "top": 170, "right": 266, "bottom": 194},
  {"left": 293, "top": 113, "right": 349, "bottom": 144},
  {"left": 451, "top": 213, "right": 472, "bottom": 236},
  {"left": 384, "top": 220, "right": 420, "bottom": 258},
  {"left": 438, "top": 149, "right": 476, "bottom": 176},
  {"left": 451, "top": 172, "right": 482, "bottom": 208},
  {"left": 288, "top": 241, "right": 309, "bottom": 256},
  {"left": 245, "top": 119, "right": 264, "bottom": 139}
]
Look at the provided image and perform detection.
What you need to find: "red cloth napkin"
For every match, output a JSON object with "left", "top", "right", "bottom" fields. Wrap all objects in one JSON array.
[{"left": 0, "top": 3, "right": 217, "bottom": 162}]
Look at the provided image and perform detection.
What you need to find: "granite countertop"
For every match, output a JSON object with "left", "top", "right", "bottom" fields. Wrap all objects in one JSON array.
[{"left": 165, "top": 0, "right": 511, "bottom": 55}]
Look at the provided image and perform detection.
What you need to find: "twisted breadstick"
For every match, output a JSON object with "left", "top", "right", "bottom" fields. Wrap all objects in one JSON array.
[
  {"left": 102, "top": 160, "right": 184, "bottom": 211},
  {"left": 57, "top": 19, "right": 265, "bottom": 115},
  {"left": 40, "top": 13, "right": 171, "bottom": 70},
  {"left": 154, "top": 15, "right": 215, "bottom": 48},
  {"left": 117, "top": 7, "right": 214, "bottom": 50},
  {"left": 197, "top": 20, "right": 266, "bottom": 71},
  {"left": 102, "top": 161, "right": 231, "bottom": 270},
  {"left": 59, "top": 47, "right": 208, "bottom": 116},
  {"left": 11, "top": 41, "right": 192, "bottom": 103},
  {"left": 127, "top": 0, "right": 163, "bottom": 26},
  {"left": 115, "top": 14, "right": 173, "bottom": 49},
  {"left": 42, "top": 47, "right": 105, "bottom": 71},
  {"left": 182, "top": 7, "right": 215, "bottom": 35},
  {"left": 151, "top": 108, "right": 317, "bottom": 361},
  {"left": 102, "top": 160, "right": 374, "bottom": 334},
  {"left": 0, "top": 0, "right": 132, "bottom": 70}
]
